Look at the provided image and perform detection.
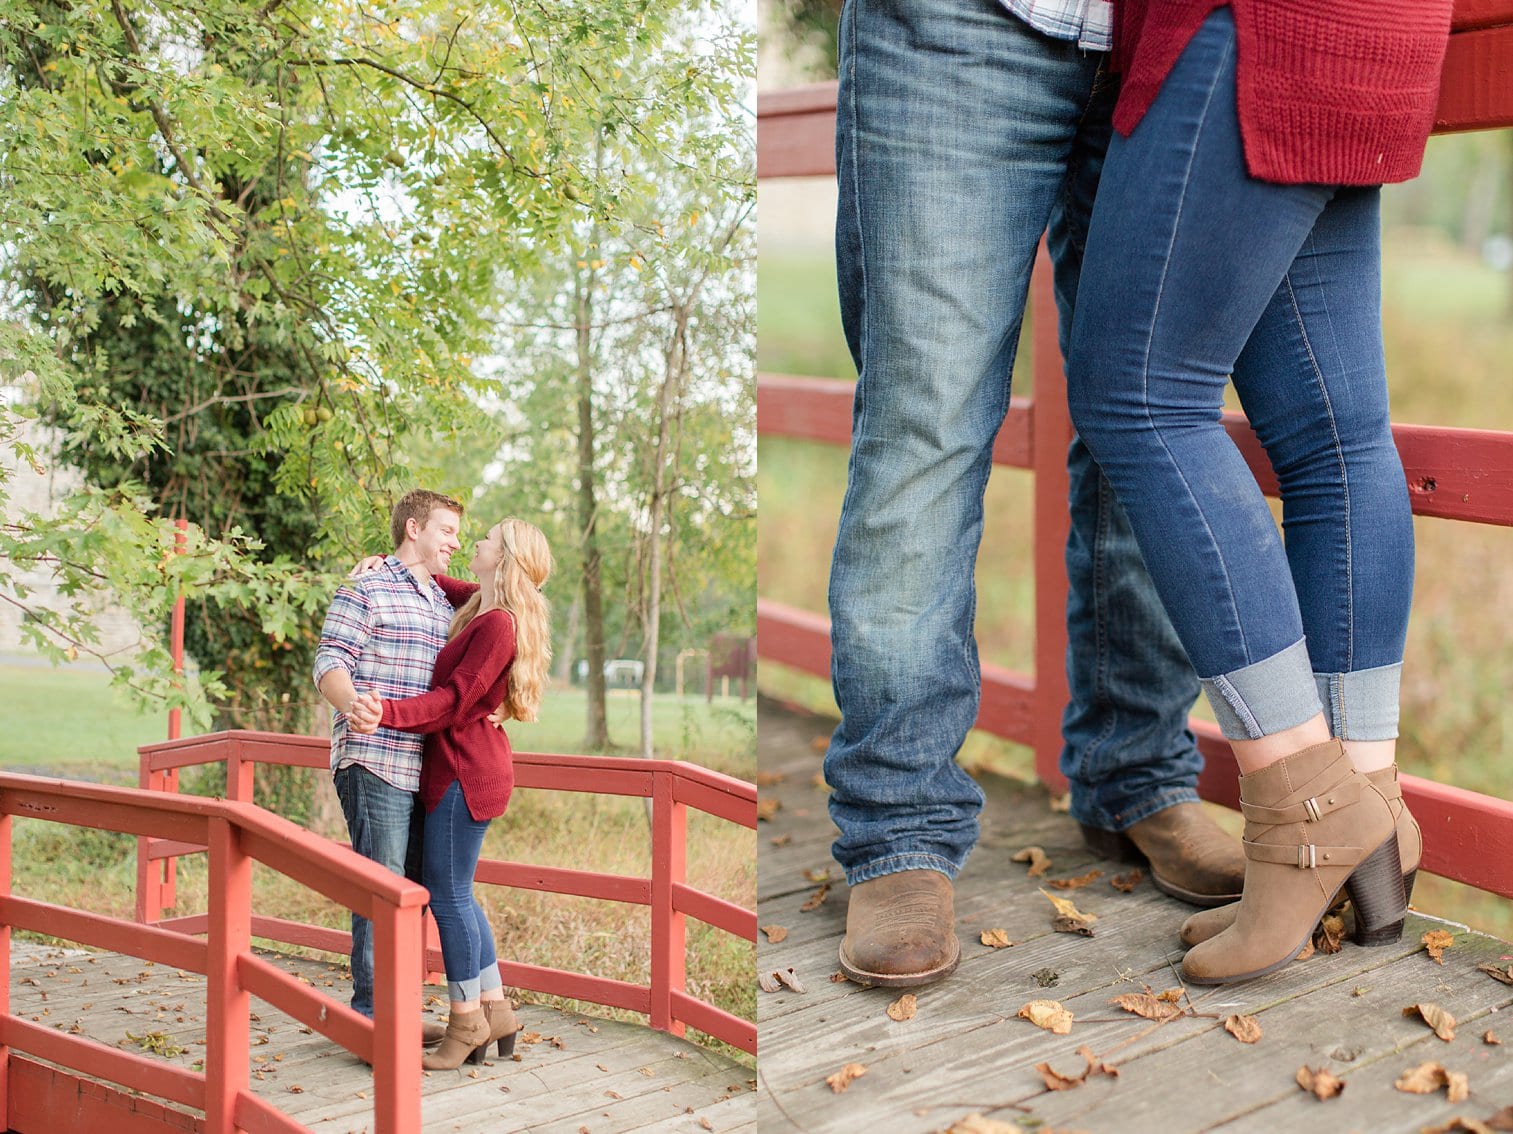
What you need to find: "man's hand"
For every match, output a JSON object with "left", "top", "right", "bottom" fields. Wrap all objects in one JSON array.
[
  {"left": 346, "top": 691, "right": 384, "bottom": 734},
  {"left": 349, "top": 555, "right": 386, "bottom": 578},
  {"left": 486, "top": 704, "right": 510, "bottom": 730}
]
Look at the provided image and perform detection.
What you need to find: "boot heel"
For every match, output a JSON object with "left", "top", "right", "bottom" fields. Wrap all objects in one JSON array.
[
  {"left": 499, "top": 1029, "right": 518, "bottom": 1058},
  {"left": 466, "top": 1041, "right": 488, "bottom": 1065},
  {"left": 1403, "top": 867, "right": 1417, "bottom": 907},
  {"left": 1078, "top": 823, "right": 1144, "bottom": 864},
  {"left": 1347, "top": 836, "right": 1407, "bottom": 947}
]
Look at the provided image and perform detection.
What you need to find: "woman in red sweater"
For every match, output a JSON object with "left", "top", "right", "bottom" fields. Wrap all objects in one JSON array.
[
  {"left": 351, "top": 517, "right": 553, "bottom": 1066},
  {"left": 1064, "top": 2, "right": 1450, "bottom": 983}
]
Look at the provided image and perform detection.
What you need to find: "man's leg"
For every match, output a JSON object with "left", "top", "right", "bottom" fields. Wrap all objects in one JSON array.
[
  {"left": 827, "top": 0, "right": 1101, "bottom": 984},
  {"left": 334, "top": 764, "right": 418, "bottom": 1018},
  {"left": 1046, "top": 58, "right": 1245, "bottom": 907}
]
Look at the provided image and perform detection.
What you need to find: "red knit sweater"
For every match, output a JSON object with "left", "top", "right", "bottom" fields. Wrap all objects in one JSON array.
[
  {"left": 1113, "top": 1, "right": 1452, "bottom": 185},
  {"left": 380, "top": 594, "right": 517, "bottom": 822}
]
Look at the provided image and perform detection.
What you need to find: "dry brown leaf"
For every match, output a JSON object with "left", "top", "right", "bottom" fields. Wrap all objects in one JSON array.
[
  {"left": 1395, "top": 1061, "right": 1469, "bottom": 1103},
  {"left": 886, "top": 994, "right": 918, "bottom": 1022},
  {"left": 1404, "top": 1002, "right": 1458, "bottom": 1042},
  {"left": 1477, "top": 963, "right": 1513, "bottom": 986},
  {"left": 755, "top": 771, "right": 786, "bottom": 786},
  {"left": 1485, "top": 1030, "right": 1502, "bottom": 1045},
  {"left": 943, "top": 1115, "right": 1024, "bottom": 1134},
  {"left": 1017, "top": 999, "right": 1073, "bottom": 1035},
  {"left": 756, "top": 799, "right": 780, "bottom": 822},
  {"left": 1224, "top": 1014, "right": 1263, "bottom": 1044},
  {"left": 1296, "top": 937, "right": 1316, "bottom": 962},
  {"left": 802, "top": 867, "right": 832, "bottom": 883},
  {"left": 700, "top": 1118, "right": 714, "bottom": 1131},
  {"left": 830, "top": 971, "right": 849, "bottom": 983},
  {"left": 826, "top": 1062, "right": 867, "bottom": 1093},
  {"left": 1040, "top": 889, "right": 1098, "bottom": 936},
  {"left": 759, "top": 967, "right": 806, "bottom": 994},
  {"left": 799, "top": 884, "right": 830, "bottom": 912},
  {"left": 761, "top": 924, "right": 788, "bottom": 943},
  {"left": 1155, "top": 988, "right": 1184, "bottom": 1003},
  {"left": 980, "top": 929, "right": 1014, "bottom": 949},
  {"left": 1487, "top": 1106, "right": 1513, "bottom": 1131},
  {"left": 1013, "top": 846, "right": 1053, "bottom": 878},
  {"left": 1422, "top": 928, "right": 1457, "bottom": 965},
  {"left": 1108, "top": 993, "right": 1181, "bottom": 1022},
  {"left": 1033, "top": 1045, "right": 1118, "bottom": 1093},
  {"left": 1422, "top": 1120, "right": 1497, "bottom": 1134},
  {"left": 1048, "top": 869, "right": 1104, "bottom": 891},
  {"left": 769, "top": 833, "right": 793, "bottom": 847},
  {"left": 1048, "top": 793, "right": 1072, "bottom": 813},
  {"left": 1313, "top": 914, "right": 1346, "bottom": 956},
  {"left": 1109, "top": 869, "right": 1144, "bottom": 893},
  {"left": 1296, "top": 1065, "right": 1345, "bottom": 1100}
]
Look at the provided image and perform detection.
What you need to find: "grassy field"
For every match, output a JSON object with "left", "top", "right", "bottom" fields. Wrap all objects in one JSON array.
[
  {"left": 0, "top": 665, "right": 756, "bottom": 1063},
  {"left": 758, "top": 230, "right": 1513, "bottom": 941}
]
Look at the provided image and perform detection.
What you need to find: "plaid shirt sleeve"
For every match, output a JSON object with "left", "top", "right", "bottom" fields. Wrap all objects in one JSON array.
[{"left": 313, "top": 582, "right": 373, "bottom": 691}]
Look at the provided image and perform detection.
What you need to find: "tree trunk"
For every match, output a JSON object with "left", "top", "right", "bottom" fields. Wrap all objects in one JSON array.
[{"left": 574, "top": 267, "right": 610, "bottom": 751}]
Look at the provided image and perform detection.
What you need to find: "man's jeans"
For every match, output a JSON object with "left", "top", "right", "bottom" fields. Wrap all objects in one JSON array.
[
  {"left": 334, "top": 763, "right": 424, "bottom": 1018},
  {"left": 1067, "top": 8, "right": 1412, "bottom": 743},
  {"left": 826, "top": 0, "right": 1203, "bottom": 885}
]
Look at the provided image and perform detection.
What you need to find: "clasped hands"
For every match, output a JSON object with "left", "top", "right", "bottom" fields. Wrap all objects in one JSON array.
[{"left": 344, "top": 689, "right": 509, "bottom": 733}]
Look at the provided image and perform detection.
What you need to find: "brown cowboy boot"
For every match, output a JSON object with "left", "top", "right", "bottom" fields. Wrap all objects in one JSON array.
[
  {"left": 1080, "top": 802, "right": 1245, "bottom": 906},
  {"left": 1182, "top": 739, "right": 1402, "bottom": 984},
  {"left": 838, "top": 869, "right": 959, "bottom": 987},
  {"left": 1179, "top": 762, "right": 1422, "bottom": 947},
  {"left": 421, "top": 1020, "right": 447, "bottom": 1047}
]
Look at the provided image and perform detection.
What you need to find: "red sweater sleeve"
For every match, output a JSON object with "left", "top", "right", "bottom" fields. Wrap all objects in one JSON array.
[
  {"left": 434, "top": 574, "right": 481, "bottom": 607},
  {"left": 379, "top": 610, "right": 515, "bottom": 733}
]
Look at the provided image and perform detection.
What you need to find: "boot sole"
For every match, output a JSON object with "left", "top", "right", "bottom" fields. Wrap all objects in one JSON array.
[
  {"left": 1079, "top": 824, "right": 1241, "bottom": 909},
  {"left": 837, "top": 938, "right": 961, "bottom": 988}
]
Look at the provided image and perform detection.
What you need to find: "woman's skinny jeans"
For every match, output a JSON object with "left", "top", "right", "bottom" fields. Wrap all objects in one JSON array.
[
  {"left": 1067, "top": 8, "right": 1413, "bottom": 743},
  {"left": 423, "top": 781, "right": 504, "bottom": 1003}
]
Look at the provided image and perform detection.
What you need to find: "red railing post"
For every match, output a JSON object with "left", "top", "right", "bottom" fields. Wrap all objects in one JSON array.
[
  {"left": 225, "top": 734, "right": 254, "bottom": 803},
  {"left": 0, "top": 807, "right": 11, "bottom": 1121},
  {"left": 1029, "top": 245, "right": 1073, "bottom": 792},
  {"left": 371, "top": 905, "right": 424, "bottom": 1134},
  {"left": 136, "top": 747, "right": 166, "bottom": 925},
  {"left": 649, "top": 770, "right": 688, "bottom": 1037},
  {"left": 204, "top": 815, "right": 251, "bottom": 1134}
]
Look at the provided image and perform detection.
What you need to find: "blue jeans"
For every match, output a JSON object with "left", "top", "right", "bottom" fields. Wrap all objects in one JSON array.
[
  {"left": 334, "top": 763, "right": 424, "bottom": 1019},
  {"left": 423, "top": 781, "right": 503, "bottom": 1003},
  {"left": 1067, "top": 9, "right": 1413, "bottom": 743},
  {"left": 826, "top": 0, "right": 1203, "bottom": 885}
]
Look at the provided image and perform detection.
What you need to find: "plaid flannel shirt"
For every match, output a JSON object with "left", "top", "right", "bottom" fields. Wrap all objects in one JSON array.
[
  {"left": 313, "top": 556, "right": 454, "bottom": 792},
  {"left": 1000, "top": 0, "right": 1112, "bottom": 51}
]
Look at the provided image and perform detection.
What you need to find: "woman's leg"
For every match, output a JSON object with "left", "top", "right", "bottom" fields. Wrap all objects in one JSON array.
[{"left": 421, "top": 781, "right": 493, "bottom": 1010}]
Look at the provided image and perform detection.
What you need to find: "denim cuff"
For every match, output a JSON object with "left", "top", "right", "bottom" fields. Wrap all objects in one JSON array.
[
  {"left": 842, "top": 852, "right": 961, "bottom": 888},
  {"left": 449, "top": 976, "right": 482, "bottom": 1003},
  {"left": 1201, "top": 638, "right": 1323, "bottom": 741},
  {"left": 478, "top": 964, "right": 503, "bottom": 994},
  {"left": 1315, "top": 663, "right": 1402, "bottom": 741}
]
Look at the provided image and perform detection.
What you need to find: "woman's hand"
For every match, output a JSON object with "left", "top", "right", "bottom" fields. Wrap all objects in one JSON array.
[
  {"left": 345, "top": 691, "right": 384, "bottom": 734},
  {"left": 349, "top": 555, "right": 386, "bottom": 578}
]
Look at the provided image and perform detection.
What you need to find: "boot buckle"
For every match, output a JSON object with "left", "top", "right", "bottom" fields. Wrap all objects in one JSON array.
[
  {"left": 1303, "top": 797, "right": 1322, "bottom": 822},
  {"left": 1297, "top": 844, "right": 1317, "bottom": 869}
]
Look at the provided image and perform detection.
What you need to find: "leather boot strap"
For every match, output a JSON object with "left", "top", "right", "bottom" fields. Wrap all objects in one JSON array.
[
  {"left": 1240, "top": 778, "right": 1362, "bottom": 826},
  {"left": 1242, "top": 839, "right": 1366, "bottom": 869}
]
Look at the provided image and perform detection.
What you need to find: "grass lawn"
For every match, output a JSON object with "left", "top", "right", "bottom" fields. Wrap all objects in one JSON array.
[{"left": 0, "top": 661, "right": 167, "bottom": 777}]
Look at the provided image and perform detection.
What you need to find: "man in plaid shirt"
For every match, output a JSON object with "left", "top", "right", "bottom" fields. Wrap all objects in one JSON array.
[{"left": 315, "top": 488, "right": 463, "bottom": 1022}]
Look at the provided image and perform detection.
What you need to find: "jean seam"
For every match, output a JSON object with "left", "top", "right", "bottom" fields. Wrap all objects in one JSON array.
[{"left": 1138, "top": 27, "right": 1251, "bottom": 664}]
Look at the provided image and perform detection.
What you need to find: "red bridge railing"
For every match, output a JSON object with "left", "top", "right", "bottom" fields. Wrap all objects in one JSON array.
[
  {"left": 0, "top": 772, "right": 428, "bottom": 1134},
  {"left": 756, "top": 2, "right": 1513, "bottom": 898},
  {"left": 136, "top": 731, "right": 757, "bottom": 1054}
]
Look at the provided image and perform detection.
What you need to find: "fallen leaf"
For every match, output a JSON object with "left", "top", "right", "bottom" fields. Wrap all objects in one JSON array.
[
  {"left": 1109, "top": 869, "right": 1144, "bottom": 893},
  {"left": 761, "top": 925, "right": 788, "bottom": 943},
  {"left": 1421, "top": 1119, "right": 1496, "bottom": 1134},
  {"left": 1404, "top": 1002, "right": 1457, "bottom": 1042},
  {"left": 1485, "top": 1030, "right": 1502, "bottom": 1045},
  {"left": 1296, "top": 937, "right": 1316, "bottom": 962},
  {"left": 755, "top": 771, "right": 786, "bottom": 786},
  {"left": 800, "top": 884, "right": 830, "bottom": 912},
  {"left": 1033, "top": 1045, "right": 1118, "bottom": 1092},
  {"left": 826, "top": 1062, "right": 867, "bottom": 1093},
  {"left": 1295, "top": 1065, "right": 1345, "bottom": 1100},
  {"left": 1224, "top": 1014, "right": 1263, "bottom": 1044},
  {"left": 1477, "top": 962, "right": 1513, "bottom": 986},
  {"left": 1048, "top": 869, "right": 1104, "bottom": 891},
  {"left": 1109, "top": 993, "right": 1181, "bottom": 1022},
  {"left": 943, "top": 1115, "right": 1024, "bottom": 1134},
  {"left": 756, "top": 799, "right": 780, "bottom": 821},
  {"left": 1314, "top": 914, "right": 1346, "bottom": 955},
  {"left": 1013, "top": 846, "right": 1052, "bottom": 878},
  {"left": 1487, "top": 1106, "right": 1513, "bottom": 1130},
  {"left": 769, "top": 833, "right": 793, "bottom": 847},
  {"left": 1017, "top": 999, "right": 1073, "bottom": 1035},
  {"left": 1395, "top": 1060, "right": 1469, "bottom": 1103},
  {"left": 802, "top": 867, "right": 832, "bottom": 883},
  {"left": 1423, "top": 928, "right": 1457, "bottom": 965},
  {"left": 830, "top": 971, "right": 849, "bottom": 983},
  {"left": 980, "top": 929, "right": 1014, "bottom": 949},
  {"left": 700, "top": 1118, "right": 714, "bottom": 1131},
  {"left": 758, "top": 967, "right": 806, "bottom": 994},
  {"left": 1048, "top": 793, "right": 1071, "bottom": 813},
  {"left": 1041, "top": 889, "right": 1098, "bottom": 936},
  {"left": 886, "top": 994, "right": 917, "bottom": 1022},
  {"left": 1155, "top": 988, "right": 1184, "bottom": 1003}
]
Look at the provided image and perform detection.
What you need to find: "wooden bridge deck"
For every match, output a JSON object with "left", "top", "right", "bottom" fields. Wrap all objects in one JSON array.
[
  {"left": 756, "top": 697, "right": 1513, "bottom": 1134},
  {"left": 8, "top": 942, "right": 754, "bottom": 1134}
]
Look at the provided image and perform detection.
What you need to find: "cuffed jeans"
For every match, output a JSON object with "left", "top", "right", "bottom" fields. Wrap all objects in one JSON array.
[
  {"left": 334, "top": 763, "right": 424, "bottom": 1019},
  {"left": 424, "top": 781, "right": 503, "bottom": 1003},
  {"left": 1067, "top": 9, "right": 1413, "bottom": 743},
  {"left": 826, "top": 0, "right": 1204, "bottom": 885}
]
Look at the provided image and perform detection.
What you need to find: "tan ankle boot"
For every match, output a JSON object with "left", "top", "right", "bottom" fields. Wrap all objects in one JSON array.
[
  {"left": 1179, "top": 761, "right": 1422, "bottom": 948},
  {"left": 421, "top": 1007, "right": 489, "bottom": 1070},
  {"left": 481, "top": 998, "right": 521, "bottom": 1059},
  {"left": 1181, "top": 739, "right": 1403, "bottom": 984},
  {"left": 839, "top": 870, "right": 959, "bottom": 987}
]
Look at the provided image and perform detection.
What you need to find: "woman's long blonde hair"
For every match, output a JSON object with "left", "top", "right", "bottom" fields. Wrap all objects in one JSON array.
[{"left": 449, "top": 517, "right": 553, "bottom": 722}]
